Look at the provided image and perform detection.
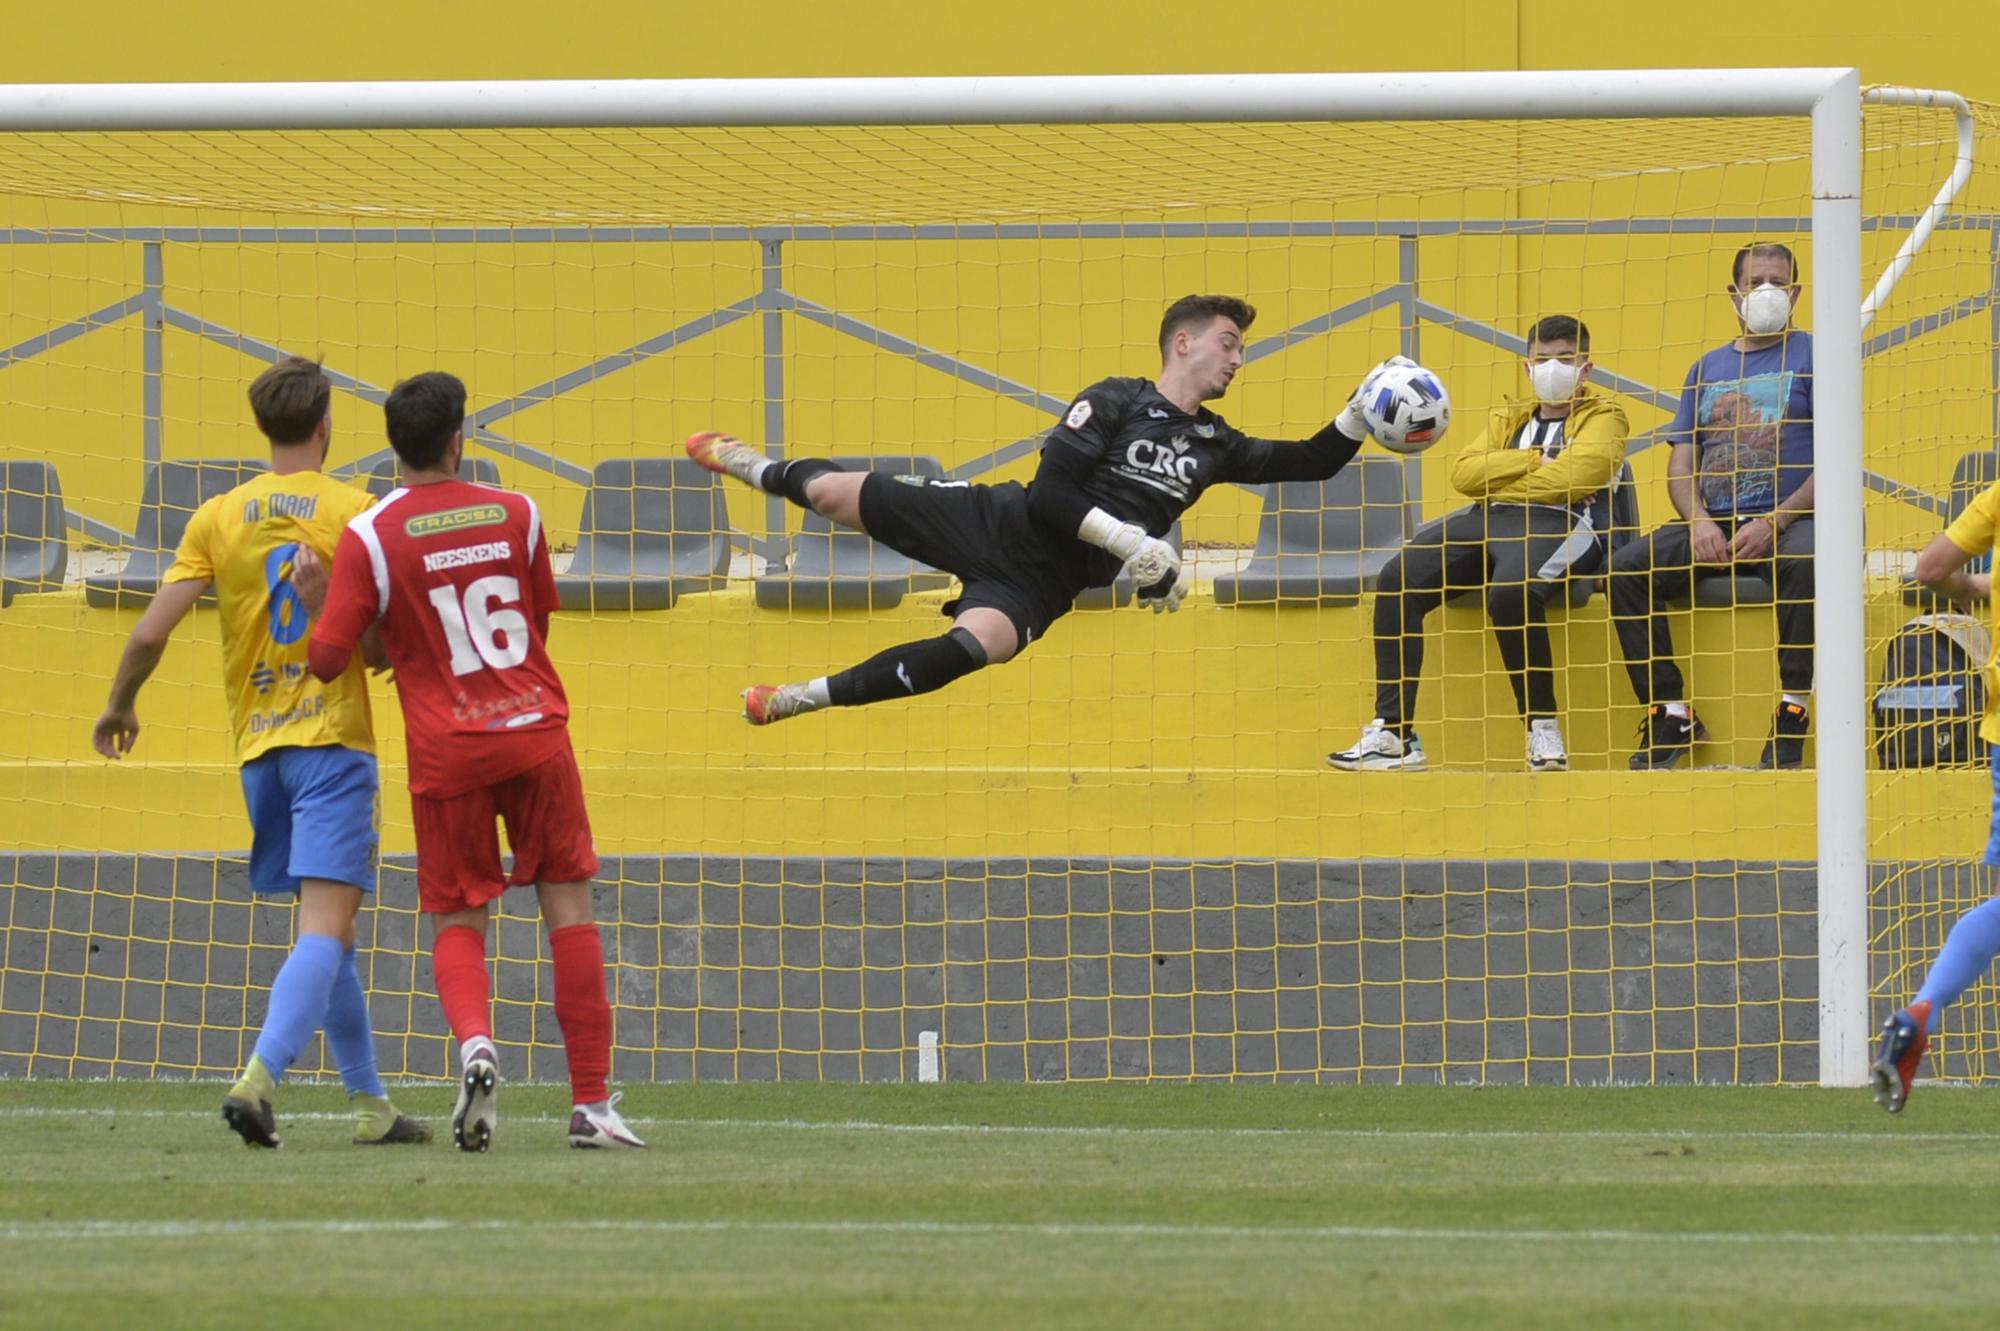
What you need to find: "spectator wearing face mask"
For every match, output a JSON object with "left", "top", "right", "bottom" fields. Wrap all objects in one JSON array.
[
  {"left": 1610, "top": 242, "right": 1815, "bottom": 771},
  {"left": 1329, "top": 315, "right": 1629, "bottom": 774}
]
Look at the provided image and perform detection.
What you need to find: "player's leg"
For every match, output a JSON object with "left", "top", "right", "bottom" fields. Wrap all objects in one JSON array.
[
  {"left": 276, "top": 743, "right": 429, "bottom": 1145},
  {"left": 1485, "top": 506, "right": 1585, "bottom": 772},
  {"left": 1331, "top": 509, "right": 1479, "bottom": 770},
  {"left": 1758, "top": 517, "right": 1816, "bottom": 770},
  {"left": 412, "top": 784, "right": 508, "bottom": 1151},
  {"left": 223, "top": 879, "right": 358, "bottom": 1148},
  {"left": 1874, "top": 768, "right": 2000, "bottom": 1113},
  {"left": 536, "top": 880, "right": 645, "bottom": 1149},
  {"left": 222, "top": 748, "right": 359, "bottom": 1148},
  {"left": 496, "top": 746, "right": 644, "bottom": 1149},
  {"left": 1607, "top": 524, "right": 1707, "bottom": 769},
  {"left": 429, "top": 900, "right": 500, "bottom": 1153},
  {"left": 321, "top": 940, "right": 427, "bottom": 1145},
  {"left": 686, "top": 433, "right": 870, "bottom": 531},
  {"left": 747, "top": 616, "right": 1005, "bottom": 725}
]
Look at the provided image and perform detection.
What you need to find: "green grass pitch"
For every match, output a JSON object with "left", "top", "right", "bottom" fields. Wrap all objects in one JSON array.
[{"left": 3, "top": 1079, "right": 1998, "bottom": 1329}]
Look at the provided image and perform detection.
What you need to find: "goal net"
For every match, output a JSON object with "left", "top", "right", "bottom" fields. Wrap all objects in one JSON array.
[{"left": 0, "top": 72, "right": 1990, "bottom": 1087}]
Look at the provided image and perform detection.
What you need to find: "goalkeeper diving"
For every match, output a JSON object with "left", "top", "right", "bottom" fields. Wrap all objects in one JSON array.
[{"left": 689, "top": 293, "right": 1400, "bottom": 723}]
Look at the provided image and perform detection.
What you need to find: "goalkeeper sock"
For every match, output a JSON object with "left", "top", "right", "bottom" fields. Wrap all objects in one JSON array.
[
  {"left": 827, "top": 628, "right": 987, "bottom": 706},
  {"left": 322, "top": 945, "right": 386, "bottom": 1099},
  {"left": 251, "top": 931, "right": 343, "bottom": 1081},
  {"left": 431, "top": 925, "right": 493, "bottom": 1048},
  {"left": 761, "top": 458, "right": 841, "bottom": 508},
  {"left": 549, "top": 924, "right": 612, "bottom": 1105},
  {"left": 1914, "top": 896, "right": 2000, "bottom": 1032}
]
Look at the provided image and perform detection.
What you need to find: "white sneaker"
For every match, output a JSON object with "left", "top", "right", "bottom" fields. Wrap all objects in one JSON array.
[
  {"left": 452, "top": 1045, "right": 499, "bottom": 1153},
  {"left": 1528, "top": 718, "right": 1569, "bottom": 772},
  {"left": 568, "top": 1091, "right": 647, "bottom": 1149},
  {"left": 1327, "top": 720, "right": 1427, "bottom": 771}
]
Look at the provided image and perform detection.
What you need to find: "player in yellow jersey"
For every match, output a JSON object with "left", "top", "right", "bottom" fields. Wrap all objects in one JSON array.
[
  {"left": 91, "top": 357, "right": 427, "bottom": 1148},
  {"left": 1872, "top": 479, "right": 2000, "bottom": 1112}
]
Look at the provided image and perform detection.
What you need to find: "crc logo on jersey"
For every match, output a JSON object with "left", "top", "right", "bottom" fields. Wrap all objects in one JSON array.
[
  {"left": 1065, "top": 399, "right": 1094, "bottom": 429},
  {"left": 404, "top": 504, "right": 507, "bottom": 539},
  {"left": 1126, "top": 436, "right": 1199, "bottom": 488}
]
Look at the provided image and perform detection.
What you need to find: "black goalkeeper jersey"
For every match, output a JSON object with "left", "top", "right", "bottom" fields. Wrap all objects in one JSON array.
[
  {"left": 1021, "top": 375, "right": 1360, "bottom": 589},
  {"left": 1039, "top": 377, "right": 1291, "bottom": 536}
]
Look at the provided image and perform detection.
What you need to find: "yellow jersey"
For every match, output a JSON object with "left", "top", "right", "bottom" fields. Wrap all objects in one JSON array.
[
  {"left": 163, "top": 469, "right": 376, "bottom": 764},
  {"left": 1943, "top": 479, "right": 2000, "bottom": 744}
]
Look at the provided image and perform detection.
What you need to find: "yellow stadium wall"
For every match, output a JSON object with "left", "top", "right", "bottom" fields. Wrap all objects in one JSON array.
[{"left": 1, "top": 586, "right": 1986, "bottom": 865}]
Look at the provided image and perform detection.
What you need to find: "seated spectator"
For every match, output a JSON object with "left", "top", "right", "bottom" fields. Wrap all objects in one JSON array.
[
  {"left": 1329, "top": 315, "right": 1629, "bottom": 772},
  {"left": 1610, "top": 242, "right": 1815, "bottom": 770}
]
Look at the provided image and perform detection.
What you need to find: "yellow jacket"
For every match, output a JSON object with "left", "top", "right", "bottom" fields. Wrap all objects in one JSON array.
[{"left": 1449, "top": 392, "right": 1630, "bottom": 509}]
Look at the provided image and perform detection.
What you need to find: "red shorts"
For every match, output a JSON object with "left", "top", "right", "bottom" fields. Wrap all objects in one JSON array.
[{"left": 410, "top": 744, "right": 599, "bottom": 914}]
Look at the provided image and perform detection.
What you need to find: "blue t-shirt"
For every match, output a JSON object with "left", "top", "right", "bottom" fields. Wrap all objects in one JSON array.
[{"left": 1663, "top": 331, "right": 1814, "bottom": 518}]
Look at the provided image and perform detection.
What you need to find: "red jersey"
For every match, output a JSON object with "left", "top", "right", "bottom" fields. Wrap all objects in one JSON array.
[{"left": 315, "top": 479, "right": 569, "bottom": 798}]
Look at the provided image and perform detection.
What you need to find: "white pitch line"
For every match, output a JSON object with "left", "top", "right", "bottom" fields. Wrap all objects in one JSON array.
[
  {"left": 1, "top": 1105, "right": 1996, "bottom": 1144},
  {"left": 2, "top": 1216, "right": 1998, "bottom": 1248}
]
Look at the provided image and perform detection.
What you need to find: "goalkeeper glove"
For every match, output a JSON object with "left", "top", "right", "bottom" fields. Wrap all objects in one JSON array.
[
  {"left": 1136, "top": 568, "right": 1188, "bottom": 614},
  {"left": 1335, "top": 354, "right": 1420, "bottom": 439},
  {"left": 1077, "top": 507, "right": 1184, "bottom": 612}
]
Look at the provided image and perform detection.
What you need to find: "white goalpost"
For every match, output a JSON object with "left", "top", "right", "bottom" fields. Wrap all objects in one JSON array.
[{"left": 4, "top": 68, "right": 1986, "bottom": 1091}]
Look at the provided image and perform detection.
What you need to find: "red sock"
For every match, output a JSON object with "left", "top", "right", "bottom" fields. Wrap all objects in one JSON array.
[
  {"left": 431, "top": 925, "right": 493, "bottom": 1047},
  {"left": 549, "top": 924, "right": 611, "bottom": 1104}
]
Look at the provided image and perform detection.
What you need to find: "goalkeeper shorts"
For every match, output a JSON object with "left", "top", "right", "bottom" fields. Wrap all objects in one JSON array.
[{"left": 857, "top": 473, "right": 1074, "bottom": 648}]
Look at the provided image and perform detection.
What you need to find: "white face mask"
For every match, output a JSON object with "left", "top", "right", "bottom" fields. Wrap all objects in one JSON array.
[
  {"left": 1740, "top": 283, "right": 1794, "bottom": 336},
  {"left": 1528, "top": 358, "right": 1584, "bottom": 403}
]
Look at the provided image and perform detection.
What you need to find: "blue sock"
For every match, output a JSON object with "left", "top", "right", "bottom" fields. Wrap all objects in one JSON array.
[
  {"left": 1914, "top": 897, "right": 2000, "bottom": 1033},
  {"left": 322, "top": 946, "right": 385, "bottom": 1099},
  {"left": 252, "top": 932, "right": 343, "bottom": 1081}
]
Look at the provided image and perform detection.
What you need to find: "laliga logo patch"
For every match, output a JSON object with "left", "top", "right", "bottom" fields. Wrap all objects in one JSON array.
[{"left": 1065, "top": 399, "right": 1094, "bottom": 429}]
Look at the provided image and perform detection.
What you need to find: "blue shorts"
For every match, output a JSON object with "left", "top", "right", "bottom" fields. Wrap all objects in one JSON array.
[
  {"left": 1985, "top": 746, "right": 2000, "bottom": 868},
  {"left": 239, "top": 745, "right": 380, "bottom": 895}
]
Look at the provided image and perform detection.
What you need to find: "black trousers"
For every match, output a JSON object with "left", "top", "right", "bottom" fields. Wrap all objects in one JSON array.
[
  {"left": 1373, "top": 503, "right": 1599, "bottom": 728},
  {"left": 1606, "top": 516, "right": 1816, "bottom": 704}
]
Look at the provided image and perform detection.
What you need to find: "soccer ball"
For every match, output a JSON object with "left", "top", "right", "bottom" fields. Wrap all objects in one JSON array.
[{"left": 1360, "top": 361, "right": 1451, "bottom": 454}]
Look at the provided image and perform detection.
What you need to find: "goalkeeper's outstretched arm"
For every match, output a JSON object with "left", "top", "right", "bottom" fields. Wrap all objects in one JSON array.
[{"left": 1231, "top": 417, "right": 1365, "bottom": 484}]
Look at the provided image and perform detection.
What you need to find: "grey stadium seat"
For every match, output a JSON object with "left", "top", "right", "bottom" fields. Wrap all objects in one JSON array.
[
  {"left": 84, "top": 459, "right": 267, "bottom": 608},
  {"left": 1074, "top": 519, "right": 1184, "bottom": 609},
  {"left": 1212, "top": 455, "right": 1408, "bottom": 606},
  {"left": 0, "top": 460, "right": 68, "bottom": 608},
  {"left": 755, "top": 455, "right": 953, "bottom": 610},
  {"left": 555, "top": 457, "right": 734, "bottom": 611},
  {"left": 364, "top": 455, "right": 502, "bottom": 498}
]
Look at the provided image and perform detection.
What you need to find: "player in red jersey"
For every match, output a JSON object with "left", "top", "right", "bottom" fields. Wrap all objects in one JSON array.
[{"left": 306, "top": 371, "right": 642, "bottom": 1152}]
